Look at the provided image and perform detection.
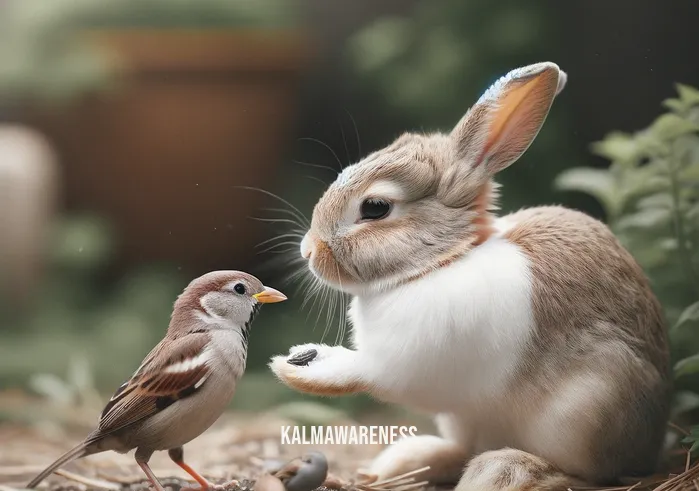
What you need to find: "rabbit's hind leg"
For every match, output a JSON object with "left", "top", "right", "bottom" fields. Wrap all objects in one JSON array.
[
  {"left": 369, "top": 434, "right": 468, "bottom": 485},
  {"left": 456, "top": 448, "right": 582, "bottom": 491}
]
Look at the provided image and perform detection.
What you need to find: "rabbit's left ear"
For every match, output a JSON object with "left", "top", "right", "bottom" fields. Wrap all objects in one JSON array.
[{"left": 450, "top": 62, "right": 565, "bottom": 176}]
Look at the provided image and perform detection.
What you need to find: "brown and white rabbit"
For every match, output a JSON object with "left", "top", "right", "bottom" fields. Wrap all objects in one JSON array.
[{"left": 270, "top": 62, "right": 670, "bottom": 490}]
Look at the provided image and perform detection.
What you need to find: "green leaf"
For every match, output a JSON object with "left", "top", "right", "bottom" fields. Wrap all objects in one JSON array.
[
  {"left": 663, "top": 97, "right": 686, "bottom": 113},
  {"left": 672, "top": 391, "right": 699, "bottom": 417},
  {"left": 692, "top": 440, "right": 699, "bottom": 454},
  {"left": 591, "top": 132, "right": 639, "bottom": 162},
  {"left": 658, "top": 237, "right": 678, "bottom": 251},
  {"left": 687, "top": 202, "right": 699, "bottom": 221},
  {"left": 554, "top": 167, "right": 619, "bottom": 217},
  {"left": 618, "top": 163, "right": 670, "bottom": 200},
  {"left": 677, "top": 84, "right": 699, "bottom": 106},
  {"left": 637, "top": 193, "right": 673, "bottom": 210},
  {"left": 616, "top": 208, "right": 670, "bottom": 230},
  {"left": 675, "top": 301, "right": 699, "bottom": 330},
  {"left": 649, "top": 113, "right": 699, "bottom": 141},
  {"left": 674, "top": 353, "right": 699, "bottom": 378}
]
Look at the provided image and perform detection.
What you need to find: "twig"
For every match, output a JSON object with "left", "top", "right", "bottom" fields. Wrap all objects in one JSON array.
[
  {"left": 391, "top": 481, "right": 429, "bottom": 491},
  {"left": 653, "top": 461, "right": 699, "bottom": 491},
  {"left": 54, "top": 469, "right": 121, "bottom": 490},
  {"left": 95, "top": 470, "right": 145, "bottom": 485},
  {"left": 375, "top": 477, "right": 421, "bottom": 488},
  {"left": 370, "top": 467, "right": 431, "bottom": 487},
  {"left": 571, "top": 484, "right": 640, "bottom": 491},
  {"left": 0, "top": 465, "right": 46, "bottom": 476},
  {"left": 688, "top": 451, "right": 693, "bottom": 473},
  {"left": 670, "top": 422, "right": 691, "bottom": 437}
]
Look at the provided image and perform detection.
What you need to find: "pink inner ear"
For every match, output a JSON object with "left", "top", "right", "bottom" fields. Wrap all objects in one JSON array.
[{"left": 474, "top": 70, "right": 558, "bottom": 170}]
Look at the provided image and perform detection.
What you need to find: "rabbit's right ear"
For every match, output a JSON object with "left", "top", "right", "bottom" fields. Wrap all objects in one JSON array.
[{"left": 448, "top": 62, "right": 564, "bottom": 180}]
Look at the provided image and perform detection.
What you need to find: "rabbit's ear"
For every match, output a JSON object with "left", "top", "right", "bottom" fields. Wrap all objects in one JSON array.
[{"left": 450, "top": 62, "right": 564, "bottom": 176}]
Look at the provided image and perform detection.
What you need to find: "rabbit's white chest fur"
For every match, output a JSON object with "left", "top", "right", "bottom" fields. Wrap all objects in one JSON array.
[
  {"left": 348, "top": 224, "right": 533, "bottom": 412},
  {"left": 271, "top": 61, "right": 669, "bottom": 486}
]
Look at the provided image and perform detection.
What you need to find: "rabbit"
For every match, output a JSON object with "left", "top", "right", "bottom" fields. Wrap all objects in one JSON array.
[{"left": 269, "top": 62, "right": 671, "bottom": 491}]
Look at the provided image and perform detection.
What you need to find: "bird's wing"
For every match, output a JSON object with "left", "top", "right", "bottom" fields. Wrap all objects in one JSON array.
[
  {"left": 94, "top": 333, "right": 212, "bottom": 437},
  {"left": 274, "top": 460, "right": 302, "bottom": 481}
]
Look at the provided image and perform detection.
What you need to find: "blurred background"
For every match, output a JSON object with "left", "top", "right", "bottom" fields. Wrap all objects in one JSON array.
[{"left": 1, "top": 0, "right": 698, "bottom": 435}]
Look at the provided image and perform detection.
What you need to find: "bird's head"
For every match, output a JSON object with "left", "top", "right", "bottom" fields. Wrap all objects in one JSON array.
[{"left": 170, "top": 270, "right": 287, "bottom": 334}]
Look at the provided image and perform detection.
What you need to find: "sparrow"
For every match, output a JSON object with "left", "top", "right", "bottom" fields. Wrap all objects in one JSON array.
[
  {"left": 27, "top": 270, "right": 287, "bottom": 491},
  {"left": 273, "top": 452, "right": 328, "bottom": 491},
  {"left": 254, "top": 474, "right": 287, "bottom": 491}
]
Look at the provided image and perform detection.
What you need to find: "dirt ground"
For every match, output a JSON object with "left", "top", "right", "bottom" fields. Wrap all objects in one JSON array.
[
  {"left": 1, "top": 392, "right": 697, "bottom": 491},
  {"left": 0, "top": 412, "right": 391, "bottom": 491}
]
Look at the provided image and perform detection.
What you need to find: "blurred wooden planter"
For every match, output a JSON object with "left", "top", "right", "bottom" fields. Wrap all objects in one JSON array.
[{"left": 33, "top": 30, "right": 307, "bottom": 274}]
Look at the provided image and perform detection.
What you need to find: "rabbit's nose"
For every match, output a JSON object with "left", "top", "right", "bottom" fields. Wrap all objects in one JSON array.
[{"left": 300, "top": 233, "right": 313, "bottom": 259}]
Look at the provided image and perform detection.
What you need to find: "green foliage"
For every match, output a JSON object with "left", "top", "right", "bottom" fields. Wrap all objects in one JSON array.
[
  {"left": 682, "top": 426, "right": 699, "bottom": 455},
  {"left": 0, "top": 0, "right": 300, "bottom": 104},
  {"left": 0, "top": 212, "right": 387, "bottom": 417},
  {"left": 346, "top": 0, "right": 582, "bottom": 211},
  {"left": 555, "top": 85, "right": 699, "bottom": 437},
  {"left": 555, "top": 83, "right": 699, "bottom": 326},
  {"left": 347, "top": 0, "right": 544, "bottom": 127},
  {"left": 0, "top": 213, "right": 186, "bottom": 387}
]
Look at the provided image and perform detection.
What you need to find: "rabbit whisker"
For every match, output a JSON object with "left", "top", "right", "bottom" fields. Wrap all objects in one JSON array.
[
  {"left": 235, "top": 186, "right": 310, "bottom": 227},
  {"left": 293, "top": 159, "right": 339, "bottom": 176},
  {"left": 298, "top": 137, "right": 345, "bottom": 172},
  {"left": 345, "top": 109, "right": 362, "bottom": 161}
]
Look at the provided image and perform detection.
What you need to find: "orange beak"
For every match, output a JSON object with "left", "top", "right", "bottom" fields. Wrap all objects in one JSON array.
[{"left": 253, "top": 286, "right": 287, "bottom": 303}]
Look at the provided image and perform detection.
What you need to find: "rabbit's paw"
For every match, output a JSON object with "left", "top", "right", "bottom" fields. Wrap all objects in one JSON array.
[{"left": 269, "top": 344, "right": 366, "bottom": 396}]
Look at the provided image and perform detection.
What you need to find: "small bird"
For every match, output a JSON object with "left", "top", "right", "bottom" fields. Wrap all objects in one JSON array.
[
  {"left": 273, "top": 452, "right": 328, "bottom": 491},
  {"left": 254, "top": 474, "right": 287, "bottom": 491},
  {"left": 27, "top": 271, "right": 287, "bottom": 491}
]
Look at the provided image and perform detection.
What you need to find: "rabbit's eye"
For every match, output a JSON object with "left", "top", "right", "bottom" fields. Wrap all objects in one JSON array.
[{"left": 360, "top": 198, "right": 391, "bottom": 220}]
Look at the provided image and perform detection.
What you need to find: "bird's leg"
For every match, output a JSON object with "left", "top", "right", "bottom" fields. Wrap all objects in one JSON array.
[
  {"left": 137, "top": 461, "right": 167, "bottom": 491},
  {"left": 168, "top": 448, "right": 236, "bottom": 491}
]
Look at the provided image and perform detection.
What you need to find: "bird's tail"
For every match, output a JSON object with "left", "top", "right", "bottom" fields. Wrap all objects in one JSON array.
[{"left": 27, "top": 441, "right": 93, "bottom": 488}]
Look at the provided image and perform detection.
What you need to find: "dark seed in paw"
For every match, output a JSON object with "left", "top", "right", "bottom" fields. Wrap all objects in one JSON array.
[{"left": 287, "top": 349, "right": 318, "bottom": 366}]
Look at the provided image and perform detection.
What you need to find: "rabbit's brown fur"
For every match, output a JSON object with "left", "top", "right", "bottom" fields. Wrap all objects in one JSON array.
[
  {"left": 502, "top": 207, "right": 669, "bottom": 480},
  {"left": 270, "top": 63, "right": 670, "bottom": 490}
]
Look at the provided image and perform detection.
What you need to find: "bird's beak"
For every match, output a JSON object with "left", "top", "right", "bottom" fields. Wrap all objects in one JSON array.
[{"left": 253, "top": 286, "right": 287, "bottom": 303}]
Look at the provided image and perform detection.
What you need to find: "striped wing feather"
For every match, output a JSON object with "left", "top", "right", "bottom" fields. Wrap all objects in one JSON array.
[{"left": 95, "top": 333, "right": 211, "bottom": 436}]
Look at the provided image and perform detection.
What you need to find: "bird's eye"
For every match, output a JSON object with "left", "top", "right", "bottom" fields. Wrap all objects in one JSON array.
[
  {"left": 233, "top": 283, "right": 246, "bottom": 294},
  {"left": 360, "top": 198, "right": 391, "bottom": 220}
]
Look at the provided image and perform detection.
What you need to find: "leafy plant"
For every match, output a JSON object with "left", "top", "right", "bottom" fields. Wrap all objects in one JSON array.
[
  {"left": 555, "top": 84, "right": 699, "bottom": 432},
  {"left": 0, "top": 0, "right": 300, "bottom": 104},
  {"left": 556, "top": 84, "right": 699, "bottom": 328},
  {"left": 0, "top": 213, "right": 187, "bottom": 387},
  {"left": 682, "top": 427, "right": 699, "bottom": 455}
]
